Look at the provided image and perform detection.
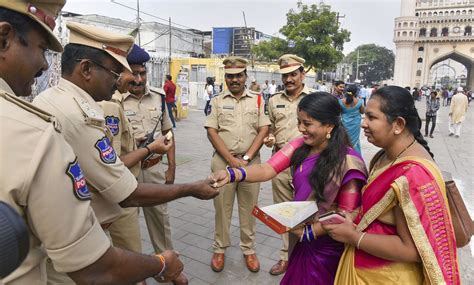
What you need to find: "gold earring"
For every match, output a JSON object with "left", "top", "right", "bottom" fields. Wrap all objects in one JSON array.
[{"left": 326, "top": 133, "right": 331, "bottom": 139}]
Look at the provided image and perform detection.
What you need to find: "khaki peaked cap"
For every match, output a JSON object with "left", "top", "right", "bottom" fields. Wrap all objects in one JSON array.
[
  {"left": 67, "top": 22, "right": 135, "bottom": 72},
  {"left": 0, "top": 0, "right": 65, "bottom": 52},
  {"left": 278, "top": 54, "right": 305, "bottom": 74},
  {"left": 223, "top": 56, "right": 248, "bottom": 74}
]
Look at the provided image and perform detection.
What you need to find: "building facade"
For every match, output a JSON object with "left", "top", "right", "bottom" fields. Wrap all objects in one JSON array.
[{"left": 393, "top": 0, "right": 474, "bottom": 90}]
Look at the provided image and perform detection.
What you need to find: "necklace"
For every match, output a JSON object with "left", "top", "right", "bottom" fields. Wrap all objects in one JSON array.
[{"left": 369, "top": 139, "right": 417, "bottom": 178}]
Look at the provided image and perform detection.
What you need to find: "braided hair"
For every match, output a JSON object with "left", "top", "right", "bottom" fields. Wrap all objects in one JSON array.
[{"left": 371, "top": 86, "right": 434, "bottom": 158}]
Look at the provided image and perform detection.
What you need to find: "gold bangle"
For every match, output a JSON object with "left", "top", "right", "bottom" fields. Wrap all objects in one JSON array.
[{"left": 356, "top": 232, "right": 366, "bottom": 249}]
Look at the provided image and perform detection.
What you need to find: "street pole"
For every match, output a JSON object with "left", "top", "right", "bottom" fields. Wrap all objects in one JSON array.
[
  {"left": 136, "top": 0, "right": 141, "bottom": 46},
  {"left": 169, "top": 17, "right": 172, "bottom": 75},
  {"left": 356, "top": 50, "right": 360, "bottom": 81}
]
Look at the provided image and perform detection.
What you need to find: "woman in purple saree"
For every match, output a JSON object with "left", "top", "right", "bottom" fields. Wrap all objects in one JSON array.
[{"left": 212, "top": 93, "right": 368, "bottom": 284}]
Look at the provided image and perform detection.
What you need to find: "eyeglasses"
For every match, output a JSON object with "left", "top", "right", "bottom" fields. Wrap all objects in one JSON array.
[{"left": 75, "top": 59, "right": 121, "bottom": 79}]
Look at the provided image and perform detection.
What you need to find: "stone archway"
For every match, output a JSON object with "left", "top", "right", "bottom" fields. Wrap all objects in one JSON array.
[{"left": 428, "top": 51, "right": 473, "bottom": 90}]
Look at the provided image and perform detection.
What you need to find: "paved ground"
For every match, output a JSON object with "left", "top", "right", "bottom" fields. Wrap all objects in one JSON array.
[{"left": 142, "top": 98, "right": 473, "bottom": 284}]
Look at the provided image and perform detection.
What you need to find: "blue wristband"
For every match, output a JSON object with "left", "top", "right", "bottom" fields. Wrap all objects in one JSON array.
[
  {"left": 227, "top": 166, "right": 236, "bottom": 183},
  {"left": 237, "top": 167, "right": 247, "bottom": 182}
]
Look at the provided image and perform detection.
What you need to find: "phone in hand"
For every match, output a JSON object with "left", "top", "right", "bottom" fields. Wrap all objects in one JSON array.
[{"left": 318, "top": 211, "right": 345, "bottom": 225}]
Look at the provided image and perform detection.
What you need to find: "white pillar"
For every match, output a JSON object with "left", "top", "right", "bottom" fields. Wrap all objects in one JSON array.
[{"left": 400, "top": 0, "right": 416, "bottom": 17}]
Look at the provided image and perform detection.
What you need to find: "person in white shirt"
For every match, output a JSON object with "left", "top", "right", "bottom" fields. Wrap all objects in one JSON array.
[{"left": 268, "top": 80, "right": 277, "bottom": 95}]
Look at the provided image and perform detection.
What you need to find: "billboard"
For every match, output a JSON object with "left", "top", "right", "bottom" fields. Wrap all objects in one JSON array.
[{"left": 212, "top": 27, "right": 233, "bottom": 54}]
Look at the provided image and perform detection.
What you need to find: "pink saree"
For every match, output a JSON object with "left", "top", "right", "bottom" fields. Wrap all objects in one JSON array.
[{"left": 335, "top": 156, "right": 460, "bottom": 285}]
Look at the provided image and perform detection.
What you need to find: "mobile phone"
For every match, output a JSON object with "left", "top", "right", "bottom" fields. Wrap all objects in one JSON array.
[{"left": 318, "top": 211, "right": 345, "bottom": 225}]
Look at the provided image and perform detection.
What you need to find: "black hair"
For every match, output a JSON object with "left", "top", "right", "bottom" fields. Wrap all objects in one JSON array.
[
  {"left": 0, "top": 8, "right": 46, "bottom": 46},
  {"left": 345, "top": 84, "right": 358, "bottom": 105},
  {"left": 290, "top": 92, "right": 351, "bottom": 202},
  {"left": 371, "top": 86, "right": 434, "bottom": 158},
  {"left": 61, "top": 44, "right": 110, "bottom": 76},
  {"left": 298, "top": 66, "right": 305, "bottom": 73},
  {"left": 334, "top": 80, "right": 345, "bottom": 87},
  {"left": 166, "top": 74, "right": 172, "bottom": 81}
]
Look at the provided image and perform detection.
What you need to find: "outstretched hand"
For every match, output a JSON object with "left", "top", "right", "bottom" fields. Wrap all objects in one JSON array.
[
  {"left": 189, "top": 178, "right": 220, "bottom": 200},
  {"left": 209, "top": 170, "right": 229, "bottom": 188}
]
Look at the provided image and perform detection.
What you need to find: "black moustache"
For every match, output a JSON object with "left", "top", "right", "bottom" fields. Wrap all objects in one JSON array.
[{"left": 131, "top": 83, "right": 144, "bottom": 87}]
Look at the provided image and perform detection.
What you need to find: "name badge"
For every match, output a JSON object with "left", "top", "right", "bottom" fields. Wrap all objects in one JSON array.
[
  {"left": 125, "top": 110, "right": 136, "bottom": 116},
  {"left": 223, "top": 106, "right": 234, "bottom": 110},
  {"left": 276, "top": 105, "right": 286, "bottom": 108}
]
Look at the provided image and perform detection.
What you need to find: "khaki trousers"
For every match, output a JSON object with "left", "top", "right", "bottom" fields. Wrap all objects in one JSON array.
[
  {"left": 108, "top": 207, "right": 142, "bottom": 253},
  {"left": 211, "top": 153, "right": 260, "bottom": 255},
  {"left": 271, "top": 168, "right": 295, "bottom": 261},
  {"left": 138, "top": 162, "right": 173, "bottom": 253}
]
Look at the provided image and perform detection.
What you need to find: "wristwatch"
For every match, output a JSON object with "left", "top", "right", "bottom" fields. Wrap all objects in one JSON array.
[{"left": 243, "top": 154, "right": 251, "bottom": 162}]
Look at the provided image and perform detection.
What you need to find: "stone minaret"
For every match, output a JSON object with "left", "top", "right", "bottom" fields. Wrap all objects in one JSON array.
[{"left": 393, "top": 0, "right": 419, "bottom": 88}]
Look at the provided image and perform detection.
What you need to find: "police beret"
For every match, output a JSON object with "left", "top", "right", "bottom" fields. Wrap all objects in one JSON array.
[{"left": 127, "top": 44, "right": 150, "bottom": 65}]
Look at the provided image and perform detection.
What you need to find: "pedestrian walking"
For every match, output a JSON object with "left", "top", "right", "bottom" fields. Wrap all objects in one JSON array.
[
  {"left": 449, "top": 87, "right": 469, "bottom": 138},
  {"left": 204, "top": 77, "right": 213, "bottom": 116},
  {"left": 339, "top": 84, "right": 364, "bottom": 154},
  {"left": 425, "top": 91, "right": 440, "bottom": 138},
  {"left": 164, "top": 74, "right": 177, "bottom": 129}
]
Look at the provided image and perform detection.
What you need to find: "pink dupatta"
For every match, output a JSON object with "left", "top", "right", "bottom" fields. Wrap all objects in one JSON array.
[{"left": 353, "top": 158, "right": 460, "bottom": 284}]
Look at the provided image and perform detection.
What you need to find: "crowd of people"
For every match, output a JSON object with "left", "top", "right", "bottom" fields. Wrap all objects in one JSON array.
[{"left": 0, "top": 1, "right": 466, "bottom": 285}]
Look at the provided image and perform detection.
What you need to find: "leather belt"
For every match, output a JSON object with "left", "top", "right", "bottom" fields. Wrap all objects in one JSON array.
[{"left": 142, "top": 155, "right": 162, "bottom": 169}]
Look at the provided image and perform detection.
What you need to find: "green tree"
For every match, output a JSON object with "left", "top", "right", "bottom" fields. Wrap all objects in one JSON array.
[
  {"left": 252, "top": 1, "right": 350, "bottom": 71},
  {"left": 344, "top": 44, "right": 395, "bottom": 84}
]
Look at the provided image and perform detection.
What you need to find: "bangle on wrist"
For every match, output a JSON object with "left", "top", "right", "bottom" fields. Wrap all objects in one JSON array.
[
  {"left": 356, "top": 232, "right": 366, "bottom": 249},
  {"left": 154, "top": 254, "right": 166, "bottom": 279},
  {"left": 237, "top": 167, "right": 247, "bottom": 182}
]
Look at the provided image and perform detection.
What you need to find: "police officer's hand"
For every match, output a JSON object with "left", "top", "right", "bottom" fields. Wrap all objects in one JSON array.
[
  {"left": 228, "top": 157, "right": 244, "bottom": 168},
  {"left": 209, "top": 170, "right": 229, "bottom": 188},
  {"left": 165, "top": 167, "right": 175, "bottom": 184},
  {"left": 263, "top": 134, "right": 276, "bottom": 148},
  {"left": 148, "top": 136, "right": 172, "bottom": 155},
  {"left": 190, "top": 178, "right": 220, "bottom": 200},
  {"left": 155, "top": 250, "right": 183, "bottom": 283}
]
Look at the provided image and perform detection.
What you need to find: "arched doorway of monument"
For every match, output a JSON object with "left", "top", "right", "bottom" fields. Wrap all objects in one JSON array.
[{"left": 427, "top": 51, "right": 473, "bottom": 90}]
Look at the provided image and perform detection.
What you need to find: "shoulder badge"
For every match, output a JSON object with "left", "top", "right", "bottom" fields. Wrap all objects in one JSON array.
[
  {"left": 74, "top": 97, "right": 103, "bottom": 120},
  {"left": 105, "top": 116, "right": 120, "bottom": 136},
  {"left": 95, "top": 136, "right": 117, "bottom": 164},
  {"left": 66, "top": 158, "right": 91, "bottom": 201}
]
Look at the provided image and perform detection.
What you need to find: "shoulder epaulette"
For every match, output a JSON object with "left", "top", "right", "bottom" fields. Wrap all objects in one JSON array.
[{"left": 0, "top": 91, "right": 62, "bottom": 132}]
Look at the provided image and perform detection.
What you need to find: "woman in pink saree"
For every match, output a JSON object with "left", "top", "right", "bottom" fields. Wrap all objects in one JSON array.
[
  {"left": 323, "top": 86, "right": 460, "bottom": 284},
  {"left": 212, "top": 93, "right": 367, "bottom": 284}
]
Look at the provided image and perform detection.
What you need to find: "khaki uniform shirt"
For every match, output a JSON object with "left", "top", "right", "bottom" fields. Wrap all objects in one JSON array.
[
  {"left": 123, "top": 86, "right": 173, "bottom": 142},
  {"left": 33, "top": 79, "right": 137, "bottom": 224},
  {"left": 267, "top": 85, "right": 314, "bottom": 148},
  {"left": 204, "top": 89, "right": 270, "bottom": 154},
  {"left": 99, "top": 92, "right": 140, "bottom": 177},
  {"left": 0, "top": 78, "right": 109, "bottom": 284}
]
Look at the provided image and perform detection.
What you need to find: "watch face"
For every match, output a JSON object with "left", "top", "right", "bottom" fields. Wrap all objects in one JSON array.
[{"left": 243, "top": 155, "right": 250, "bottom": 161}]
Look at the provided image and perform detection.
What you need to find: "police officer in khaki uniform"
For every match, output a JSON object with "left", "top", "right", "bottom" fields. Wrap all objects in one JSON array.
[
  {"left": 99, "top": 71, "right": 172, "bottom": 254},
  {"left": 33, "top": 22, "right": 218, "bottom": 284},
  {"left": 205, "top": 56, "right": 270, "bottom": 273},
  {"left": 121, "top": 45, "right": 176, "bottom": 261},
  {"left": 264, "top": 54, "right": 314, "bottom": 275},
  {"left": 0, "top": 1, "right": 185, "bottom": 284}
]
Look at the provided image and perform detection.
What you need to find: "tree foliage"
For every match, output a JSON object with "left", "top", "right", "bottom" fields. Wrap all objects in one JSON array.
[
  {"left": 344, "top": 44, "right": 395, "bottom": 84},
  {"left": 252, "top": 1, "right": 350, "bottom": 71}
]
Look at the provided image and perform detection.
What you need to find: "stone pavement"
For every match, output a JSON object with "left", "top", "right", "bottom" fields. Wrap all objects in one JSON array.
[{"left": 142, "top": 97, "right": 473, "bottom": 284}]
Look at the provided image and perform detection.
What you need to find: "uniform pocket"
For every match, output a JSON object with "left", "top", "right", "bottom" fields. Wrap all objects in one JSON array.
[
  {"left": 218, "top": 111, "right": 234, "bottom": 127},
  {"left": 244, "top": 109, "right": 258, "bottom": 128}
]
